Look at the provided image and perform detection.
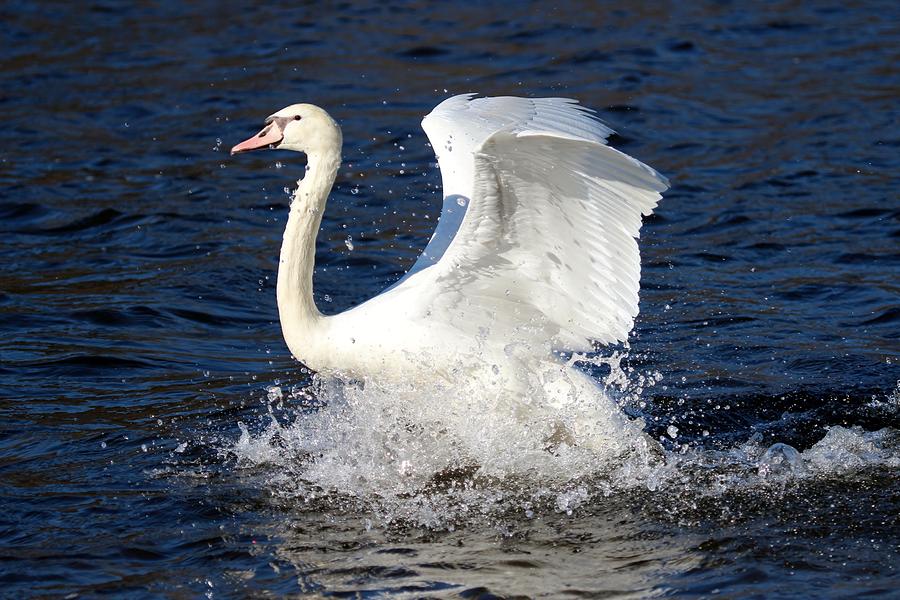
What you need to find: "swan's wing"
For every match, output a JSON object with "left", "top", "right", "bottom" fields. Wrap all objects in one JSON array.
[
  {"left": 391, "top": 95, "right": 668, "bottom": 351},
  {"left": 395, "top": 94, "right": 615, "bottom": 282}
]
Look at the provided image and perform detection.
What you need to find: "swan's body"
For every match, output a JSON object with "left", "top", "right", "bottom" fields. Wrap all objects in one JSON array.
[{"left": 232, "top": 95, "right": 668, "bottom": 449}]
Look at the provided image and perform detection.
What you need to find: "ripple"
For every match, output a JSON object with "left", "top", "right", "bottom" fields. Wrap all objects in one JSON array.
[{"left": 1, "top": 1, "right": 899, "bottom": 597}]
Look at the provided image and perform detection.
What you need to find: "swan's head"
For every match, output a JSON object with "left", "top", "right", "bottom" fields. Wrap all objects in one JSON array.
[{"left": 231, "top": 103, "right": 342, "bottom": 157}]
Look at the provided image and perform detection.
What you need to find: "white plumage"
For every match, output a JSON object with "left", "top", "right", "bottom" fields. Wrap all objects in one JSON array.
[{"left": 231, "top": 95, "right": 668, "bottom": 413}]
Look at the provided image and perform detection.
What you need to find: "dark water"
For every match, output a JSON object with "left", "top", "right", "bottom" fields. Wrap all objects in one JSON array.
[{"left": 2, "top": 1, "right": 899, "bottom": 597}]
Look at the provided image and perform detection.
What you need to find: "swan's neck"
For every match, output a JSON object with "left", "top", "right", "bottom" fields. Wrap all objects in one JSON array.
[{"left": 277, "top": 148, "right": 341, "bottom": 363}]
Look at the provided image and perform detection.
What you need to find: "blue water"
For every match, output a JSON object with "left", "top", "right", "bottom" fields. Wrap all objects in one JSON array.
[{"left": 1, "top": 1, "right": 898, "bottom": 597}]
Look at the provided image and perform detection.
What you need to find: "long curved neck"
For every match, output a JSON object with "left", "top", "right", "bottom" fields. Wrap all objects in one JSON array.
[{"left": 277, "top": 148, "right": 341, "bottom": 362}]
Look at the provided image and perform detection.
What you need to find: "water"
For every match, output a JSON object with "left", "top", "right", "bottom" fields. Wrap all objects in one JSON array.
[{"left": 1, "top": 1, "right": 898, "bottom": 597}]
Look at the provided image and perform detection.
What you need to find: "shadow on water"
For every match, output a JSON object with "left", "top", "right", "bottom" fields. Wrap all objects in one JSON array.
[{"left": 0, "top": 0, "right": 898, "bottom": 597}]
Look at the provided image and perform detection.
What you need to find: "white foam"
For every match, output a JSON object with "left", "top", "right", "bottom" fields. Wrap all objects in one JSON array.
[
  {"left": 802, "top": 426, "right": 900, "bottom": 473},
  {"left": 219, "top": 370, "right": 900, "bottom": 529}
]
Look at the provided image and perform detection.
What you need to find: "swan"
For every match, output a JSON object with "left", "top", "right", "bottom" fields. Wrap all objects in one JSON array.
[{"left": 231, "top": 94, "right": 668, "bottom": 450}]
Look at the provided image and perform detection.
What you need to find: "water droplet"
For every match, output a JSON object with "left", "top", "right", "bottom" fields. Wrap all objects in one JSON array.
[
  {"left": 456, "top": 197, "right": 466, "bottom": 207},
  {"left": 141, "top": 444, "right": 148, "bottom": 452},
  {"left": 758, "top": 442, "right": 804, "bottom": 478},
  {"left": 100, "top": 441, "right": 107, "bottom": 449},
  {"left": 666, "top": 425, "right": 679, "bottom": 438}
]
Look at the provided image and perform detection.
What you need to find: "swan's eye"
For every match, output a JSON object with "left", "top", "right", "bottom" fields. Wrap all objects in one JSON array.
[{"left": 294, "top": 115, "right": 302, "bottom": 121}]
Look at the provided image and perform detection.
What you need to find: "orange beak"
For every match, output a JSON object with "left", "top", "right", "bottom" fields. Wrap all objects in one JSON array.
[{"left": 230, "top": 121, "right": 284, "bottom": 155}]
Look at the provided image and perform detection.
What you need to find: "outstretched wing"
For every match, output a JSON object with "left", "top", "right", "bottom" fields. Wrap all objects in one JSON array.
[
  {"left": 392, "top": 94, "right": 668, "bottom": 351},
  {"left": 396, "top": 94, "right": 615, "bottom": 280}
]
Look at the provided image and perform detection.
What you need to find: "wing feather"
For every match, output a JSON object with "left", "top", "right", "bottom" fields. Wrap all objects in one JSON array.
[{"left": 390, "top": 95, "right": 668, "bottom": 351}]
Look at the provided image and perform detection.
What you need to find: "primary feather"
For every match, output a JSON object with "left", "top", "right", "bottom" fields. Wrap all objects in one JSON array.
[{"left": 389, "top": 94, "right": 668, "bottom": 353}]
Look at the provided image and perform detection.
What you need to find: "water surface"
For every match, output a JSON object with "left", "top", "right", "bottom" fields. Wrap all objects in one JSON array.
[{"left": 1, "top": 1, "right": 898, "bottom": 597}]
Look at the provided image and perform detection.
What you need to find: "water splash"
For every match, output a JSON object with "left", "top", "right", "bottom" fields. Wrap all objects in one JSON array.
[
  {"left": 757, "top": 442, "right": 804, "bottom": 478},
  {"left": 218, "top": 366, "right": 900, "bottom": 530}
]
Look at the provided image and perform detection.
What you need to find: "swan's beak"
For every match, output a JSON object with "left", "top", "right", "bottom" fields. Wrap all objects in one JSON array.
[{"left": 230, "top": 121, "right": 284, "bottom": 155}]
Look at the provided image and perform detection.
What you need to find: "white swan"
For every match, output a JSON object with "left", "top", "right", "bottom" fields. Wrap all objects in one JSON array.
[{"left": 232, "top": 95, "right": 668, "bottom": 449}]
